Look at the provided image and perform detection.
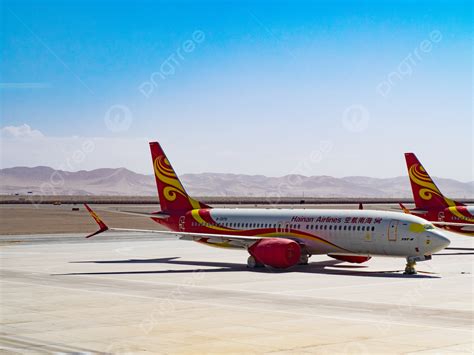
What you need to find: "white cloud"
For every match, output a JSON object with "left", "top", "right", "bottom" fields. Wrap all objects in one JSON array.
[
  {"left": 0, "top": 124, "right": 44, "bottom": 138},
  {"left": 1, "top": 132, "right": 151, "bottom": 174},
  {"left": 0, "top": 124, "right": 157, "bottom": 174}
]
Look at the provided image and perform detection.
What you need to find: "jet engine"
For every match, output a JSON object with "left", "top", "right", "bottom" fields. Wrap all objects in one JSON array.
[{"left": 248, "top": 238, "right": 301, "bottom": 268}]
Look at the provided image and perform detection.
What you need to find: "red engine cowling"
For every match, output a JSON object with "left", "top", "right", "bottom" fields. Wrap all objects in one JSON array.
[
  {"left": 328, "top": 254, "right": 371, "bottom": 263},
  {"left": 249, "top": 238, "right": 301, "bottom": 268}
]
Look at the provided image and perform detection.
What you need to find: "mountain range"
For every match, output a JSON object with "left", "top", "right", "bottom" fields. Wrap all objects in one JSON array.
[{"left": 1, "top": 166, "right": 473, "bottom": 198}]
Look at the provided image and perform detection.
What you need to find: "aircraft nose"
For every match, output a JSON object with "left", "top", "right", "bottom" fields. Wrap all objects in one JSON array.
[{"left": 427, "top": 231, "right": 450, "bottom": 253}]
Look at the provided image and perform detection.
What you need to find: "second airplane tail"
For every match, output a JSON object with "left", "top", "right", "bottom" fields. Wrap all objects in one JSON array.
[
  {"left": 150, "top": 142, "right": 210, "bottom": 213},
  {"left": 405, "top": 152, "right": 463, "bottom": 210}
]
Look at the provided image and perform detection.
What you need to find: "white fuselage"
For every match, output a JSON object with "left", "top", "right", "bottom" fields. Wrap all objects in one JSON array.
[{"left": 184, "top": 208, "right": 450, "bottom": 258}]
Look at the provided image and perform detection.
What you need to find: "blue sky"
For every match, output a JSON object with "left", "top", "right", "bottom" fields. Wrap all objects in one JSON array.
[{"left": 1, "top": 0, "right": 472, "bottom": 180}]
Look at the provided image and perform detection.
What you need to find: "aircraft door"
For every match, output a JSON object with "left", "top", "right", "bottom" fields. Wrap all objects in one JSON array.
[
  {"left": 387, "top": 220, "right": 398, "bottom": 241},
  {"left": 277, "top": 222, "right": 290, "bottom": 234}
]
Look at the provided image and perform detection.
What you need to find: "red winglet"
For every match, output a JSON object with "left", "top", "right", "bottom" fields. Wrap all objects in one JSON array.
[{"left": 84, "top": 204, "right": 109, "bottom": 238}]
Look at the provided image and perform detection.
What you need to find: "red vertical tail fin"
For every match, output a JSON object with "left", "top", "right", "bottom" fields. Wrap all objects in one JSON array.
[
  {"left": 404, "top": 153, "right": 462, "bottom": 209},
  {"left": 150, "top": 142, "right": 209, "bottom": 213}
]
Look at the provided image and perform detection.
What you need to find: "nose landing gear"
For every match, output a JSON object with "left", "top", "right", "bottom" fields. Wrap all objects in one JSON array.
[
  {"left": 404, "top": 255, "right": 432, "bottom": 275},
  {"left": 404, "top": 258, "right": 417, "bottom": 275}
]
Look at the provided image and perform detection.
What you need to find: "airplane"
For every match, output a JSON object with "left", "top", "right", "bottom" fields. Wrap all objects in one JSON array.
[
  {"left": 401, "top": 153, "right": 474, "bottom": 236},
  {"left": 84, "top": 142, "right": 451, "bottom": 275}
]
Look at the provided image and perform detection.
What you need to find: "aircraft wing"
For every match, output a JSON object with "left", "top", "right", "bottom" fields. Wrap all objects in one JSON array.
[
  {"left": 396, "top": 204, "right": 473, "bottom": 232},
  {"left": 431, "top": 221, "right": 474, "bottom": 232},
  {"left": 397, "top": 203, "right": 428, "bottom": 214},
  {"left": 84, "top": 204, "right": 261, "bottom": 248},
  {"left": 112, "top": 228, "right": 260, "bottom": 247},
  {"left": 85, "top": 207, "right": 170, "bottom": 219}
]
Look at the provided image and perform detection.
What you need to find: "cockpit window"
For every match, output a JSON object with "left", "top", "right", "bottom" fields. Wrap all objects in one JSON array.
[{"left": 423, "top": 224, "right": 435, "bottom": 230}]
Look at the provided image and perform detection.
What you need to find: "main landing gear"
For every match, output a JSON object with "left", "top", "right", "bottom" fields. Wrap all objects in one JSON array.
[
  {"left": 247, "top": 255, "right": 265, "bottom": 268},
  {"left": 298, "top": 253, "right": 310, "bottom": 265}
]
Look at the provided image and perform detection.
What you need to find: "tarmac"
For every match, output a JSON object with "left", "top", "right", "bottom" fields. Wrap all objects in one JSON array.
[{"left": 1, "top": 228, "right": 473, "bottom": 354}]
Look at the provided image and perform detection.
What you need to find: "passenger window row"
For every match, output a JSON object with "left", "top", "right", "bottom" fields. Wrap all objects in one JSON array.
[
  {"left": 306, "top": 224, "right": 375, "bottom": 231},
  {"left": 191, "top": 222, "right": 277, "bottom": 228},
  {"left": 191, "top": 221, "right": 375, "bottom": 232}
]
